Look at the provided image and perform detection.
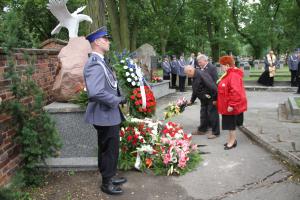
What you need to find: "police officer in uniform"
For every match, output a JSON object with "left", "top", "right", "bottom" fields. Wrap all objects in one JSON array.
[{"left": 84, "top": 26, "right": 127, "bottom": 195}]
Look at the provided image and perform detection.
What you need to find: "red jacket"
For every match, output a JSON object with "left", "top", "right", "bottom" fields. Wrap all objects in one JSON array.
[{"left": 217, "top": 67, "right": 247, "bottom": 115}]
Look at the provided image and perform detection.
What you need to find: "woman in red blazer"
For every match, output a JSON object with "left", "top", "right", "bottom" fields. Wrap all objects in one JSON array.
[{"left": 217, "top": 56, "right": 247, "bottom": 150}]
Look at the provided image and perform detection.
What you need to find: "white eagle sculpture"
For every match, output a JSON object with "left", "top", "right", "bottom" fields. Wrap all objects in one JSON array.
[{"left": 47, "top": 0, "right": 93, "bottom": 38}]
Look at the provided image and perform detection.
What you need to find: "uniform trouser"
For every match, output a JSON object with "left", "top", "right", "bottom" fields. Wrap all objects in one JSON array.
[
  {"left": 163, "top": 75, "right": 170, "bottom": 80},
  {"left": 198, "top": 102, "right": 220, "bottom": 135},
  {"left": 171, "top": 73, "right": 177, "bottom": 87},
  {"left": 187, "top": 77, "right": 192, "bottom": 85},
  {"left": 179, "top": 76, "right": 186, "bottom": 92},
  {"left": 94, "top": 124, "right": 120, "bottom": 182},
  {"left": 163, "top": 75, "right": 171, "bottom": 88},
  {"left": 290, "top": 70, "right": 297, "bottom": 86}
]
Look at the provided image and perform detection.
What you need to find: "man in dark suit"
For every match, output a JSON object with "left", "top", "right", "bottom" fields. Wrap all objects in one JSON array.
[
  {"left": 190, "top": 54, "right": 220, "bottom": 139},
  {"left": 84, "top": 26, "right": 127, "bottom": 195}
]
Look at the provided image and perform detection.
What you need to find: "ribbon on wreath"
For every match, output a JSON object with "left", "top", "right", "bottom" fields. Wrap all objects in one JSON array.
[{"left": 135, "top": 64, "right": 147, "bottom": 109}]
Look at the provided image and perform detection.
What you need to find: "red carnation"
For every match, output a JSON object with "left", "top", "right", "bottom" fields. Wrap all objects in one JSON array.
[{"left": 127, "top": 135, "right": 133, "bottom": 142}]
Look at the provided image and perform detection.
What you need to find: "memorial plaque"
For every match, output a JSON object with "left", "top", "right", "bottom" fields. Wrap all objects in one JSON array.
[{"left": 151, "top": 56, "right": 159, "bottom": 69}]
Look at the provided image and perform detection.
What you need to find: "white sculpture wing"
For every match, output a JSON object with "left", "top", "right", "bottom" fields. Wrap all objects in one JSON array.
[
  {"left": 73, "top": 6, "right": 86, "bottom": 14},
  {"left": 47, "top": 0, "right": 73, "bottom": 22}
]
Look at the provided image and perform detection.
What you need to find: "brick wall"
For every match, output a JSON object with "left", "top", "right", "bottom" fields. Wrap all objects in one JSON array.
[{"left": 0, "top": 47, "right": 60, "bottom": 186}]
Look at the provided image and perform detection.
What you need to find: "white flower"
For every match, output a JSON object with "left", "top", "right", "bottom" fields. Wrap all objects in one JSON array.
[
  {"left": 129, "top": 68, "right": 133, "bottom": 72},
  {"left": 134, "top": 76, "right": 138, "bottom": 81},
  {"left": 130, "top": 60, "right": 134, "bottom": 65},
  {"left": 137, "top": 82, "right": 140, "bottom": 86},
  {"left": 83, "top": 87, "right": 87, "bottom": 91},
  {"left": 131, "top": 73, "right": 135, "bottom": 77},
  {"left": 132, "top": 82, "right": 136, "bottom": 86},
  {"left": 120, "top": 60, "right": 125, "bottom": 64},
  {"left": 136, "top": 145, "right": 153, "bottom": 153},
  {"left": 125, "top": 72, "right": 130, "bottom": 77},
  {"left": 127, "top": 78, "right": 132, "bottom": 82},
  {"left": 123, "top": 65, "right": 128, "bottom": 69}
]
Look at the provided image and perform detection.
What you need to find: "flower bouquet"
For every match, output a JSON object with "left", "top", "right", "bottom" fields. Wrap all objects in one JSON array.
[
  {"left": 119, "top": 118, "right": 162, "bottom": 171},
  {"left": 164, "top": 97, "right": 188, "bottom": 119},
  {"left": 151, "top": 76, "right": 163, "bottom": 83},
  {"left": 129, "top": 86, "right": 156, "bottom": 119},
  {"left": 113, "top": 52, "right": 156, "bottom": 118},
  {"left": 118, "top": 118, "right": 201, "bottom": 176},
  {"left": 159, "top": 122, "right": 199, "bottom": 175}
]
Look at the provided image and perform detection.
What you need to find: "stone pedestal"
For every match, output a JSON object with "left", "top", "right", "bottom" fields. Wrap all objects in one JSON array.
[
  {"left": 278, "top": 97, "right": 300, "bottom": 122},
  {"left": 44, "top": 102, "right": 97, "bottom": 158},
  {"left": 150, "top": 80, "right": 176, "bottom": 99}
]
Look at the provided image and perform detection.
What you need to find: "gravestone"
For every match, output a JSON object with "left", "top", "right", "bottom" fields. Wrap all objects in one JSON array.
[
  {"left": 150, "top": 56, "right": 159, "bottom": 80},
  {"left": 279, "top": 60, "right": 284, "bottom": 69},
  {"left": 240, "top": 62, "right": 250, "bottom": 77},
  {"left": 134, "top": 43, "right": 157, "bottom": 81},
  {"left": 258, "top": 60, "right": 265, "bottom": 70},
  {"left": 254, "top": 60, "right": 259, "bottom": 70}
]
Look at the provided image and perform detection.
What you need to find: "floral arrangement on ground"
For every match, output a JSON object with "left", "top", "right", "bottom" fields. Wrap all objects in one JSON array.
[
  {"left": 164, "top": 97, "right": 188, "bottom": 119},
  {"left": 118, "top": 117, "right": 201, "bottom": 176},
  {"left": 151, "top": 76, "right": 163, "bottom": 83}
]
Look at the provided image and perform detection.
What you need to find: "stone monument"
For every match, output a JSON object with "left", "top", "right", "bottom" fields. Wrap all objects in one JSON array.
[
  {"left": 47, "top": 0, "right": 92, "bottom": 101},
  {"left": 134, "top": 43, "right": 157, "bottom": 81}
]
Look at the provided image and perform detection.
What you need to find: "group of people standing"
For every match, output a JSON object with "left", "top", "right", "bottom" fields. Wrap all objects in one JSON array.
[
  {"left": 161, "top": 53, "right": 201, "bottom": 92},
  {"left": 184, "top": 54, "right": 247, "bottom": 150},
  {"left": 288, "top": 48, "right": 300, "bottom": 93},
  {"left": 258, "top": 49, "right": 300, "bottom": 93}
]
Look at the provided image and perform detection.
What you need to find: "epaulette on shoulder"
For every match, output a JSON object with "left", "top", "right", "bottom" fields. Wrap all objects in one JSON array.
[{"left": 91, "top": 56, "right": 98, "bottom": 62}]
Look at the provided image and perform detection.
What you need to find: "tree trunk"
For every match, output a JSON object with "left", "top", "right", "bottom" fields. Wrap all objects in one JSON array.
[
  {"left": 106, "top": 0, "right": 121, "bottom": 51},
  {"left": 161, "top": 38, "right": 167, "bottom": 55},
  {"left": 211, "top": 43, "right": 219, "bottom": 63},
  {"left": 130, "top": 21, "right": 138, "bottom": 51},
  {"left": 119, "top": 0, "right": 130, "bottom": 50},
  {"left": 86, "top": 0, "right": 106, "bottom": 32},
  {"left": 206, "top": 17, "right": 219, "bottom": 62},
  {"left": 253, "top": 47, "right": 261, "bottom": 59}
]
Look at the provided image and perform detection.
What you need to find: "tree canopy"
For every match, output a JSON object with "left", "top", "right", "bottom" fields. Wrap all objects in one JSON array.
[{"left": 0, "top": 0, "right": 299, "bottom": 59}]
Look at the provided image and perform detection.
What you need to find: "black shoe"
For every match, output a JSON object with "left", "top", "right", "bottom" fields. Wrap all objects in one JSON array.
[
  {"left": 111, "top": 177, "right": 127, "bottom": 185},
  {"left": 101, "top": 181, "right": 123, "bottom": 195},
  {"left": 224, "top": 140, "right": 237, "bottom": 150},
  {"left": 224, "top": 143, "right": 227, "bottom": 147}
]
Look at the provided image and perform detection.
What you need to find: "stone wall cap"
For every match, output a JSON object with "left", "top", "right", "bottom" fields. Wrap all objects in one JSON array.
[
  {"left": 0, "top": 47, "right": 60, "bottom": 55},
  {"left": 44, "top": 102, "right": 85, "bottom": 113},
  {"left": 39, "top": 38, "right": 68, "bottom": 49}
]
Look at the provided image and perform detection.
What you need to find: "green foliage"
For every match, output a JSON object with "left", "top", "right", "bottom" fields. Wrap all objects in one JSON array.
[
  {"left": 0, "top": 0, "right": 88, "bottom": 48},
  {"left": 0, "top": 50, "right": 61, "bottom": 186},
  {"left": 0, "top": 188, "right": 32, "bottom": 200},
  {"left": 0, "top": 172, "right": 35, "bottom": 200},
  {"left": 70, "top": 90, "right": 88, "bottom": 108}
]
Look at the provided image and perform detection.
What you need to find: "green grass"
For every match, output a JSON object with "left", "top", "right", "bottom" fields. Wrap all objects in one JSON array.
[
  {"left": 295, "top": 97, "right": 300, "bottom": 108},
  {"left": 243, "top": 76, "right": 290, "bottom": 81},
  {"left": 244, "top": 66, "right": 291, "bottom": 81},
  {"left": 155, "top": 66, "right": 291, "bottom": 81}
]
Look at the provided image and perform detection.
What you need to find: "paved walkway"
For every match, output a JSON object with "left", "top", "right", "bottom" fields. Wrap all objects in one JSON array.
[{"left": 240, "top": 91, "right": 300, "bottom": 167}]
